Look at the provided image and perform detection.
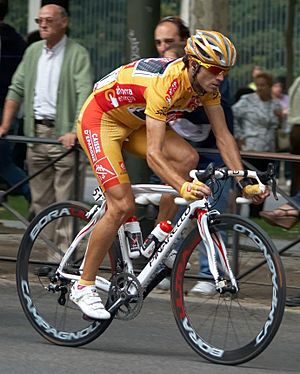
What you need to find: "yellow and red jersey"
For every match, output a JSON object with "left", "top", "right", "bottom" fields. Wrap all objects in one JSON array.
[{"left": 93, "top": 58, "right": 220, "bottom": 128}]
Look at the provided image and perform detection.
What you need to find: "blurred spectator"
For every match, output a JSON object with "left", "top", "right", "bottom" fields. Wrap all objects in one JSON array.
[
  {"left": 154, "top": 16, "right": 190, "bottom": 57},
  {"left": 0, "top": 0, "right": 30, "bottom": 202},
  {"left": 233, "top": 72, "right": 282, "bottom": 217},
  {"left": 0, "top": 4, "right": 93, "bottom": 221},
  {"left": 272, "top": 76, "right": 290, "bottom": 183},
  {"left": 259, "top": 190, "right": 300, "bottom": 307},
  {"left": 272, "top": 77, "right": 289, "bottom": 112},
  {"left": 163, "top": 41, "right": 185, "bottom": 59},
  {"left": 287, "top": 76, "right": 300, "bottom": 196},
  {"left": 12, "top": 30, "right": 42, "bottom": 174},
  {"left": 260, "top": 190, "right": 299, "bottom": 229},
  {"left": 248, "top": 65, "right": 264, "bottom": 91},
  {"left": 234, "top": 86, "right": 254, "bottom": 103}
]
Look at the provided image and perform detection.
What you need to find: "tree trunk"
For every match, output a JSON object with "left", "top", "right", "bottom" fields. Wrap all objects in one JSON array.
[
  {"left": 181, "top": 0, "right": 229, "bottom": 35},
  {"left": 286, "top": 0, "right": 296, "bottom": 88}
]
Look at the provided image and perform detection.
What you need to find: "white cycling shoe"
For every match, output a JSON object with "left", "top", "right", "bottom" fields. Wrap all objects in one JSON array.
[
  {"left": 190, "top": 281, "right": 216, "bottom": 295},
  {"left": 70, "top": 282, "right": 111, "bottom": 320}
]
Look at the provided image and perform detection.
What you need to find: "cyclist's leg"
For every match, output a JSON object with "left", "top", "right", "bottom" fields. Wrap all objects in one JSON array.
[
  {"left": 125, "top": 127, "right": 199, "bottom": 222},
  {"left": 80, "top": 183, "right": 135, "bottom": 282},
  {"left": 76, "top": 95, "right": 136, "bottom": 318}
]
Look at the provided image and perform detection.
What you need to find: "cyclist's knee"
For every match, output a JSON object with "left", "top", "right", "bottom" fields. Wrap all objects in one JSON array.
[
  {"left": 106, "top": 198, "right": 135, "bottom": 224},
  {"left": 105, "top": 184, "right": 135, "bottom": 220}
]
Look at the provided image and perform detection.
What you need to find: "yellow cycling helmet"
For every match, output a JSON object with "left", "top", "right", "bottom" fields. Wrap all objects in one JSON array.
[{"left": 185, "top": 30, "right": 236, "bottom": 68}]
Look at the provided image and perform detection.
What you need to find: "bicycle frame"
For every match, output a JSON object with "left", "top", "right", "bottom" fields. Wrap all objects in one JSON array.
[{"left": 56, "top": 169, "right": 258, "bottom": 296}]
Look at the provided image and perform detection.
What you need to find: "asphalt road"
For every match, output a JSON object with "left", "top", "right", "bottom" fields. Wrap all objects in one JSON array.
[{"left": 0, "top": 278, "right": 299, "bottom": 374}]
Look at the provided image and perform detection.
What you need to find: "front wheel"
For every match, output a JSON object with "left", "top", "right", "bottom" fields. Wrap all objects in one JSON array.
[
  {"left": 16, "top": 201, "right": 120, "bottom": 346},
  {"left": 171, "top": 214, "right": 286, "bottom": 365}
]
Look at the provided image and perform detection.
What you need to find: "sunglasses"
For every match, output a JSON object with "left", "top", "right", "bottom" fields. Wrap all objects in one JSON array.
[
  {"left": 35, "top": 17, "right": 55, "bottom": 25},
  {"left": 191, "top": 57, "right": 229, "bottom": 76}
]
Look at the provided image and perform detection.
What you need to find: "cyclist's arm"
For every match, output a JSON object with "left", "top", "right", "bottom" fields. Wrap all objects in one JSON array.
[
  {"left": 146, "top": 115, "right": 184, "bottom": 192},
  {"left": 205, "top": 104, "right": 269, "bottom": 203},
  {"left": 205, "top": 104, "right": 244, "bottom": 172},
  {"left": 146, "top": 115, "right": 211, "bottom": 198}
]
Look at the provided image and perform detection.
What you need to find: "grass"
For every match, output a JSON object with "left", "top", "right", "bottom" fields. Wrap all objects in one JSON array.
[
  {"left": 0, "top": 195, "right": 29, "bottom": 220},
  {"left": 252, "top": 217, "right": 300, "bottom": 240}
]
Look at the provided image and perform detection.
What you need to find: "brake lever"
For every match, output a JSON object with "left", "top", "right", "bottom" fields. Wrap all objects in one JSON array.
[
  {"left": 271, "top": 176, "right": 278, "bottom": 200},
  {"left": 258, "top": 163, "right": 278, "bottom": 200},
  {"left": 195, "top": 162, "right": 215, "bottom": 183}
]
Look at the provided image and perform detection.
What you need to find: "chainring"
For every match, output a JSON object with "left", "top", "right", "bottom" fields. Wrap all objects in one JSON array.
[{"left": 108, "top": 272, "right": 143, "bottom": 320}]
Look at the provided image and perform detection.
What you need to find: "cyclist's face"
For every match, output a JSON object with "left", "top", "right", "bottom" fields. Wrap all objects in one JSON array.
[
  {"left": 192, "top": 64, "right": 225, "bottom": 95},
  {"left": 154, "top": 22, "right": 182, "bottom": 56}
]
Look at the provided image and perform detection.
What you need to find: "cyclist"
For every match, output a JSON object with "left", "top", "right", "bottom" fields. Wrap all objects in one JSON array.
[{"left": 71, "top": 30, "right": 269, "bottom": 319}]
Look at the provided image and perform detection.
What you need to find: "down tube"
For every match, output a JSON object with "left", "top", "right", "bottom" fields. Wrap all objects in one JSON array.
[{"left": 137, "top": 204, "right": 194, "bottom": 287}]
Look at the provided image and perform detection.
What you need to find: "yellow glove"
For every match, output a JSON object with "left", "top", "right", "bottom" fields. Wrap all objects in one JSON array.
[
  {"left": 238, "top": 178, "right": 263, "bottom": 198},
  {"left": 180, "top": 180, "right": 204, "bottom": 201},
  {"left": 242, "top": 184, "right": 262, "bottom": 198}
]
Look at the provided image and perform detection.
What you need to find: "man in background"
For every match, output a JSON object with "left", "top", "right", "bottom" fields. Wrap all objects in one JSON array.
[
  {"left": 0, "top": 0, "right": 31, "bottom": 203},
  {"left": 0, "top": 3, "right": 93, "bottom": 224}
]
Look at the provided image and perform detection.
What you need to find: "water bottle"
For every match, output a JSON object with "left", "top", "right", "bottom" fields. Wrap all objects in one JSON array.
[
  {"left": 140, "top": 220, "right": 173, "bottom": 258},
  {"left": 124, "top": 216, "right": 143, "bottom": 259}
]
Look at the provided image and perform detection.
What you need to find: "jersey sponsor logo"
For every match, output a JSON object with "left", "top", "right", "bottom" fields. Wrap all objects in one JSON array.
[
  {"left": 103, "top": 84, "right": 140, "bottom": 108},
  {"left": 104, "top": 89, "right": 119, "bottom": 108},
  {"left": 166, "top": 111, "right": 184, "bottom": 123},
  {"left": 83, "top": 129, "right": 101, "bottom": 163},
  {"left": 119, "top": 161, "right": 127, "bottom": 174},
  {"left": 165, "top": 78, "right": 179, "bottom": 104},
  {"left": 95, "top": 156, "right": 118, "bottom": 186},
  {"left": 155, "top": 107, "right": 168, "bottom": 117},
  {"left": 115, "top": 85, "right": 136, "bottom": 104},
  {"left": 186, "top": 95, "right": 201, "bottom": 111},
  {"left": 133, "top": 58, "right": 172, "bottom": 77}
]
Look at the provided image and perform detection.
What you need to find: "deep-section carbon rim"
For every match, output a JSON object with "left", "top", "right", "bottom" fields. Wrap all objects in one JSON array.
[
  {"left": 16, "top": 201, "right": 117, "bottom": 346},
  {"left": 171, "top": 214, "right": 286, "bottom": 365}
]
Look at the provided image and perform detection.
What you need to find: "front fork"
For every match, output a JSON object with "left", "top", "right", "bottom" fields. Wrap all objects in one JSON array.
[{"left": 197, "top": 210, "right": 238, "bottom": 294}]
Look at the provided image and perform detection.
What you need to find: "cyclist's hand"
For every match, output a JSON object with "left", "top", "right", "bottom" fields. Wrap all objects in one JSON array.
[
  {"left": 180, "top": 179, "right": 211, "bottom": 201},
  {"left": 239, "top": 178, "right": 270, "bottom": 204},
  {"left": 248, "top": 186, "right": 270, "bottom": 205}
]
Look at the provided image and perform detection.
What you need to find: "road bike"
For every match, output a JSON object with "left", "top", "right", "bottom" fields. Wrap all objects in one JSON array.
[{"left": 16, "top": 163, "right": 286, "bottom": 365}]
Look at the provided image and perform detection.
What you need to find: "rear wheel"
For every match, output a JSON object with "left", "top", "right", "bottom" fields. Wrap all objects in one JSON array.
[
  {"left": 16, "top": 201, "right": 120, "bottom": 346},
  {"left": 171, "top": 214, "right": 286, "bottom": 365}
]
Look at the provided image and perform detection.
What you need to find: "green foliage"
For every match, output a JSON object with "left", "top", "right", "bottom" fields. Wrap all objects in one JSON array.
[
  {"left": 228, "top": 0, "right": 291, "bottom": 94},
  {"left": 161, "top": 0, "right": 181, "bottom": 17},
  {"left": 0, "top": 196, "right": 29, "bottom": 221},
  {"left": 4, "top": 0, "right": 27, "bottom": 37}
]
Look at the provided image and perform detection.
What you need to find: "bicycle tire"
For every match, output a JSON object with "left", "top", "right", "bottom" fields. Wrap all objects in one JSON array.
[
  {"left": 170, "top": 213, "right": 286, "bottom": 365},
  {"left": 16, "top": 201, "right": 121, "bottom": 347}
]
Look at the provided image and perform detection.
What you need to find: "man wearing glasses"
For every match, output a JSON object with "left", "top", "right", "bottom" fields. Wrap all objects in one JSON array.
[
  {"left": 0, "top": 4, "right": 93, "bottom": 225},
  {"left": 70, "top": 30, "right": 268, "bottom": 320}
]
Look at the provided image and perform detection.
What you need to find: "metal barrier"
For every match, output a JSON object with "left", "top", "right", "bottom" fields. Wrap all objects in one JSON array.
[
  {"left": 0, "top": 134, "right": 82, "bottom": 228},
  {"left": 1, "top": 136, "right": 300, "bottom": 262}
]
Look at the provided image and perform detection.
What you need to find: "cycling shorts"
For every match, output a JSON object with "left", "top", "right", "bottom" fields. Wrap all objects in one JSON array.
[{"left": 77, "top": 94, "right": 177, "bottom": 192}]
